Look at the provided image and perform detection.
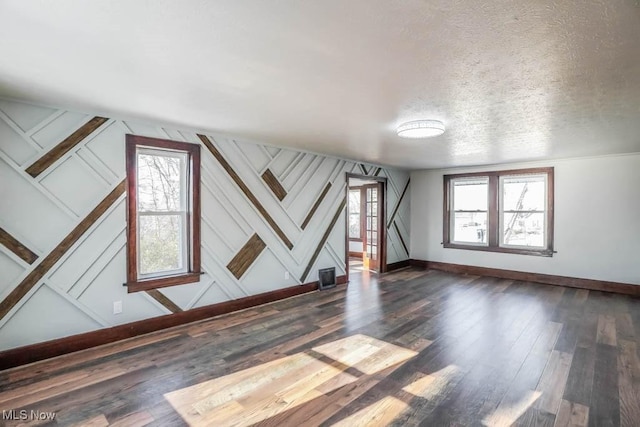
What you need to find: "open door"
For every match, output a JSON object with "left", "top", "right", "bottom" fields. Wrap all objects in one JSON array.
[
  {"left": 364, "top": 184, "right": 379, "bottom": 270},
  {"left": 346, "top": 174, "right": 386, "bottom": 279}
]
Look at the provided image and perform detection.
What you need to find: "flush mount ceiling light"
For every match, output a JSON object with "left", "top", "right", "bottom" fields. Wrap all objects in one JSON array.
[{"left": 396, "top": 120, "right": 445, "bottom": 138}]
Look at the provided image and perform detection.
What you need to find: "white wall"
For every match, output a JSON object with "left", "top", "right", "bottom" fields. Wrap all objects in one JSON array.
[
  {"left": 410, "top": 153, "right": 640, "bottom": 285},
  {"left": 349, "top": 241, "right": 363, "bottom": 252}
]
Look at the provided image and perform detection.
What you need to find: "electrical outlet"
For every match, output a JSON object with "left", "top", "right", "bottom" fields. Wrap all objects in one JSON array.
[
  {"left": 113, "top": 301, "right": 123, "bottom": 315},
  {"left": 284, "top": 271, "right": 290, "bottom": 280}
]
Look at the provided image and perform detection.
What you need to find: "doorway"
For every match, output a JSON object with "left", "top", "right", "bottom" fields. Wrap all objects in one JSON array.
[{"left": 346, "top": 173, "right": 387, "bottom": 280}]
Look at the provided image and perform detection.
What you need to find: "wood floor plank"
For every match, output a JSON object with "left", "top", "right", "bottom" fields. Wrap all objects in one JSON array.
[
  {"left": 332, "top": 395, "right": 408, "bottom": 427},
  {"left": 535, "top": 350, "right": 574, "bottom": 415},
  {"left": 109, "top": 410, "right": 155, "bottom": 427},
  {"left": 554, "top": 399, "right": 589, "bottom": 427},
  {"left": 596, "top": 314, "right": 618, "bottom": 346},
  {"left": 589, "top": 344, "right": 620, "bottom": 426},
  {"left": 563, "top": 345, "right": 596, "bottom": 408},
  {"left": 70, "top": 414, "right": 109, "bottom": 427},
  {"left": 615, "top": 313, "right": 636, "bottom": 341},
  {"left": 482, "top": 389, "right": 543, "bottom": 427},
  {"left": 515, "top": 407, "right": 556, "bottom": 427}
]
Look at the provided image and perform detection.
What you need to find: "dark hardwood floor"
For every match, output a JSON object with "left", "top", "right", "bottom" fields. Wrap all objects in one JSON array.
[{"left": 1, "top": 268, "right": 639, "bottom": 426}]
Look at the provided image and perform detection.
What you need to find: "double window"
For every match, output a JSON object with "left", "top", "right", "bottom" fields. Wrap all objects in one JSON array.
[
  {"left": 125, "top": 135, "right": 201, "bottom": 292},
  {"left": 443, "top": 167, "right": 554, "bottom": 256}
]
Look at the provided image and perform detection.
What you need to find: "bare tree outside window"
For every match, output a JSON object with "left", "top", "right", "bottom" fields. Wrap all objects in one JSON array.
[
  {"left": 126, "top": 135, "right": 201, "bottom": 292},
  {"left": 137, "top": 151, "right": 187, "bottom": 276}
]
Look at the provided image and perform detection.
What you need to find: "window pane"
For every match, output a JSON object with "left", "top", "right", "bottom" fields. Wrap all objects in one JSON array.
[
  {"left": 502, "top": 212, "right": 545, "bottom": 247},
  {"left": 453, "top": 212, "right": 487, "bottom": 244},
  {"left": 139, "top": 215, "right": 184, "bottom": 275},
  {"left": 348, "top": 190, "right": 360, "bottom": 215},
  {"left": 349, "top": 213, "right": 360, "bottom": 238},
  {"left": 502, "top": 175, "right": 546, "bottom": 211},
  {"left": 453, "top": 178, "right": 488, "bottom": 211},
  {"left": 138, "top": 152, "right": 185, "bottom": 212}
]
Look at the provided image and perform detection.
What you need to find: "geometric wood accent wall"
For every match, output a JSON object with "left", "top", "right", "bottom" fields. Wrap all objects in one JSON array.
[{"left": 0, "top": 97, "right": 411, "bottom": 351}]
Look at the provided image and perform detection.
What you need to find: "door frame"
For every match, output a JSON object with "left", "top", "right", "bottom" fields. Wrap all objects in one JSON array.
[{"left": 345, "top": 172, "right": 388, "bottom": 280}]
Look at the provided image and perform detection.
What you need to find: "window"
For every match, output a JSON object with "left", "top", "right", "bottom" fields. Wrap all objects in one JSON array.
[
  {"left": 500, "top": 174, "right": 548, "bottom": 249},
  {"left": 348, "top": 188, "right": 362, "bottom": 239},
  {"left": 450, "top": 177, "right": 488, "bottom": 245},
  {"left": 443, "top": 167, "right": 554, "bottom": 256},
  {"left": 126, "top": 135, "right": 201, "bottom": 292}
]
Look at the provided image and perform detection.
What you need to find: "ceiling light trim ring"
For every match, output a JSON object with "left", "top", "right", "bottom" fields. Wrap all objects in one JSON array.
[{"left": 397, "top": 119, "right": 445, "bottom": 138}]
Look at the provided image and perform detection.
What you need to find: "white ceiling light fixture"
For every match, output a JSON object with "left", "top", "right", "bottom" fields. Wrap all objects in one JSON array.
[{"left": 397, "top": 119, "right": 445, "bottom": 138}]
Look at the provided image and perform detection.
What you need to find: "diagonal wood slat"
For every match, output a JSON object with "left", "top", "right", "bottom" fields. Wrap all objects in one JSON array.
[
  {"left": 261, "top": 168, "right": 287, "bottom": 201},
  {"left": 25, "top": 117, "right": 109, "bottom": 178},
  {"left": 227, "top": 233, "right": 267, "bottom": 279},
  {"left": 387, "top": 178, "right": 410, "bottom": 229},
  {"left": 197, "top": 135, "right": 294, "bottom": 250},
  {"left": 301, "top": 197, "right": 346, "bottom": 282},
  {"left": 394, "top": 222, "right": 409, "bottom": 256},
  {"left": 0, "top": 181, "right": 126, "bottom": 321},
  {"left": 0, "top": 227, "right": 38, "bottom": 264},
  {"left": 301, "top": 182, "right": 332, "bottom": 230},
  {"left": 146, "top": 290, "right": 183, "bottom": 314}
]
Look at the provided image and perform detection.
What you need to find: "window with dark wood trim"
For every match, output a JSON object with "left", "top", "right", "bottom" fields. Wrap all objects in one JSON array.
[
  {"left": 443, "top": 167, "right": 554, "bottom": 257},
  {"left": 125, "top": 135, "right": 201, "bottom": 293}
]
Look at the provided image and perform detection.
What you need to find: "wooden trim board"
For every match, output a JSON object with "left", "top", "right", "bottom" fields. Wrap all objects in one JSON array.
[
  {"left": 410, "top": 259, "right": 640, "bottom": 296},
  {"left": 26, "top": 117, "right": 109, "bottom": 177},
  {"left": 261, "top": 168, "right": 287, "bottom": 201},
  {"left": 227, "top": 234, "right": 267, "bottom": 279},
  {"left": 301, "top": 182, "right": 332, "bottom": 230},
  {"left": 0, "top": 275, "right": 347, "bottom": 370},
  {"left": 0, "top": 227, "right": 38, "bottom": 264},
  {"left": 386, "top": 259, "right": 410, "bottom": 272}
]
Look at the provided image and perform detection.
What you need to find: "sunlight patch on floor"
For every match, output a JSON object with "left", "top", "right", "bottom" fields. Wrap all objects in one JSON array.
[
  {"left": 402, "top": 364, "right": 461, "bottom": 399},
  {"left": 482, "top": 390, "right": 542, "bottom": 426},
  {"left": 332, "top": 396, "right": 408, "bottom": 427},
  {"left": 312, "top": 334, "right": 418, "bottom": 375},
  {"left": 331, "top": 364, "right": 461, "bottom": 426},
  {"left": 164, "top": 334, "right": 417, "bottom": 426}
]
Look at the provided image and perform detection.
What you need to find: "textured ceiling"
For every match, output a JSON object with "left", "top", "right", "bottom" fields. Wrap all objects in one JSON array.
[{"left": 1, "top": 1, "right": 640, "bottom": 169}]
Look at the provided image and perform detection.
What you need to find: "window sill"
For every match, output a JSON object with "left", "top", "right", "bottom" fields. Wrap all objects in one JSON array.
[
  {"left": 443, "top": 243, "right": 553, "bottom": 257},
  {"left": 126, "top": 272, "right": 203, "bottom": 293}
]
